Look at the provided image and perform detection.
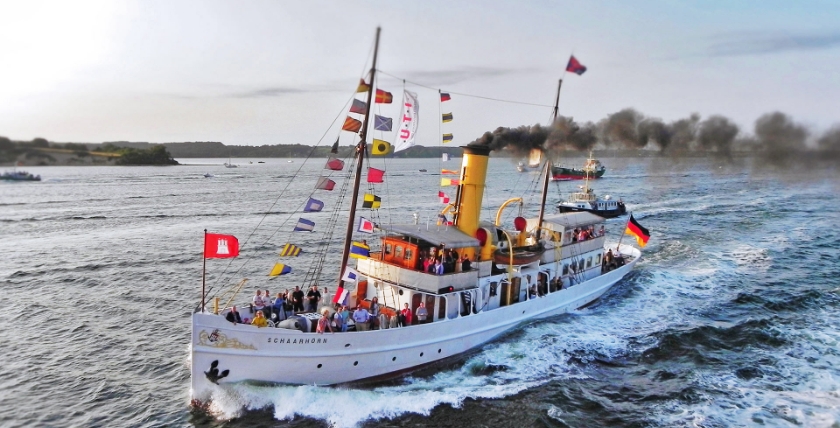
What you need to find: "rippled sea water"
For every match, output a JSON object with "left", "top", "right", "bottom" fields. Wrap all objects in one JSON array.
[{"left": 1, "top": 156, "right": 838, "bottom": 428}]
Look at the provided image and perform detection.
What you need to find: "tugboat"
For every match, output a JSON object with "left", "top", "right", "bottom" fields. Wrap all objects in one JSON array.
[
  {"left": 551, "top": 151, "right": 605, "bottom": 180},
  {"left": 1, "top": 170, "right": 41, "bottom": 181},
  {"left": 557, "top": 175, "right": 626, "bottom": 218}
]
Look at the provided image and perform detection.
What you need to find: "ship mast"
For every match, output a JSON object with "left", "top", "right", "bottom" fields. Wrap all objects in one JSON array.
[
  {"left": 535, "top": 78, "right": 562, "bottom": 242},
  {"left": 337, "top": 27, "right": 381, "bottom": 290}
]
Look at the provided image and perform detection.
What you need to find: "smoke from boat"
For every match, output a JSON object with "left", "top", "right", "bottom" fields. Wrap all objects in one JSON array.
[{"left": 468, "top": 109, "right": 840, "bottom": 165}]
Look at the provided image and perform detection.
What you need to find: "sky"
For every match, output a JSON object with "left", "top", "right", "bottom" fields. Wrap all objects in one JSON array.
[{"left": 1, "top": 0, "right": 838, "bottom": 148}]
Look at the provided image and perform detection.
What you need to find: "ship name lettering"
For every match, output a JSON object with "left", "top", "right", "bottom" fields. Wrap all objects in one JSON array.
[{"left": 265, "top": 337, "right": 328, "bottom": 345}]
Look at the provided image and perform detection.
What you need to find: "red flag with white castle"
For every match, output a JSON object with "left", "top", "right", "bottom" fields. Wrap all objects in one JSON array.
[{"left": 204, "top": 233, "right": 239, "bottom": 258}]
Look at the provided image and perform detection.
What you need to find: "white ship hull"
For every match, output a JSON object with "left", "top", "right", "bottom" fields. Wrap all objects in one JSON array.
[{"left": 190, "top": 246, "right": 640, "bottom": 402}]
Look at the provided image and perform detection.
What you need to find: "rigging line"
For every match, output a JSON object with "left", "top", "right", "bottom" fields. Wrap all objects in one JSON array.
[
  {"left": 377, "top": 69, "right": 555, "bottom": 108},
  {"left": 210, "top": 91, "right": 360, "bottom": 293}
]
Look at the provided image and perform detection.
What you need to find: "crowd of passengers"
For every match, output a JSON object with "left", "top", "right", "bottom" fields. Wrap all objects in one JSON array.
[
  {"left": 224, "top": 288, "right": 430, "bottom": 333},
  {"left": 572, "top": 225, "right": 605, "bottom": 242},
  {"left": 416, "top": 245, "right": 472, "bottom": 275}
]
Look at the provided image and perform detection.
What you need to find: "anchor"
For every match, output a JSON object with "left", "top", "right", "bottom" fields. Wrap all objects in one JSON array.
[{"left": 204, "top": 360, "right": 229, "bottom": 384}]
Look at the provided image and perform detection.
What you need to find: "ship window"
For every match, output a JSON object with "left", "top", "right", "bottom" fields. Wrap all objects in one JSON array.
[
  {"left": 596, "top": 254, "right": 602, "bottom": 265},
  {"left": 562, "top": 264, "right": 569, "bottom": 275},
  {"left": 395, "top": 246, "right": 403, "bottom": 258},
  {"left": 565, "top": 231, "right": 572, "bottom": 243},
  {"left": 586, "top": 258, "right": 592, "bottom": 268},
  {"left": 578, "top": 259, "right": 585, "bottom": 271},
  {"left": 405, "top": 248, "right": 412, "bottom": 260},
  {"left": 385, "top": 243, "right": 392, "bottom": 255}
]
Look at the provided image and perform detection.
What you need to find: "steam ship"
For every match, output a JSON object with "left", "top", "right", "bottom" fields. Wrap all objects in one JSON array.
[
  {"left": 551, "top": 153, "right": 605, "bottom": 180},
  {"left": 190, "top": 28, "right": 643, "bottom": 405}
]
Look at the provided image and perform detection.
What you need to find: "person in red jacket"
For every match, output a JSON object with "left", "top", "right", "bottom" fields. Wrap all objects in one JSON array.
[{"left": 400, "top": 303, "right": 413, "bottom": 327}]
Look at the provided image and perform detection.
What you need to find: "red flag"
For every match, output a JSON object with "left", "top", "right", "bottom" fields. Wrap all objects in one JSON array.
[
  {"left": 325, "top": 157, "right": 344, "bottom": 171},
  {"left": 367, "top": 167, "right": 384, "bottom": 183},
  {"left": 316, "top": 177, "right": 336, "bottom": 190},
  {"left": 566, "top": 55, "right": 587, "bottom": 75},
  {"left": 440, "top": 92, "right": 451, "bottom": 102},
  {"left": 204, "top": 233, "right": 239, "bottom": 258},
  {"left": 439, "top": 191, "right": 450, "bottom": 204},
  {"left": 342, "top": 116, "right": 362, "bottom": 133},
  {"left": 375, "top": 89, "right": 393, "bottom": 104}
]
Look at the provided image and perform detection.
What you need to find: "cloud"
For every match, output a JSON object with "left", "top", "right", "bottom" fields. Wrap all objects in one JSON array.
[
  {"left": 708, "top": 30, "right": 840, "bottom": 57},
  {"left": 230, "top": 86, "right": 316, "bottom": 98},
  {"left": 384, "top": 66, "right": 528, "bottom": 86}
]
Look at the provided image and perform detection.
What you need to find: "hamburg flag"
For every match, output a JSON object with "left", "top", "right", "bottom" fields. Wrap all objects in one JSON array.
[
  {"left": 440, "top": 92, "right": 451, "bottom": 102},
  {"left": 439, "top": 191, "right": 450, "bottom": 204},
  {"left": 367, "top": 167, "right": 385, "bottom": 183},
  {"left": 374, "top": 115, "right": 393, "bottom": 132},
  {"left": 269, "top": 263, "right": 292, "bottom": 277},
  {"left": 204, "top": 233, "right": 239, "bottom": 258},
  {"left": 362, "top": 193, "right": 381, "bottom": 209},
  {"left": 375, "top": 89, "right": 393, "bottom": 103},
  {"left": 350, "top": 241, "right": 370, "bottom": 259},
  {"left": 349, "top": 99, "right": 367, "bottom": 114},
  {"left": 342, "top": 116, "right": 362, "bottom": 133},
  {"left": 325, "top": 157, "right": 344, "bottom": 171},
  {"left": 279, "top": 243, "right": 301, "bottom": 257},
  {"left": 625, "top": 214, "right": 651, "bottom": 247},
  {"left": 294, "top": 218, "right": 315, "bottom": 232},
  {"left": 357, "top": 216, "right": 375, "bottom": 234},
  {"left": 566, "top": 55, "right": 587, "bottom": 75},
  {"left": 303, "top": 197, "right": 324, "bottom": 212},
  {"left": 442, "top": 112, "right": 453, "bottom": 123},
  {"left": 315, "top": 177, "right": 336, "bottom": 190}
]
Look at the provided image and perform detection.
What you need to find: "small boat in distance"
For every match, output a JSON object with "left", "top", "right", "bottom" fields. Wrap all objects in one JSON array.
[
  {"left": 516, "top": 148, "right": 542, "bottom": 172},
  {"left": 557, "top": 174, "right": 626, "bottom": 218},
  {"left": 419, "top": 169, "right": 427, "bottom": 172},
  {"left": 258, "top": 161, "right": 265, "bottom": 164},
  {"left": 552, "top": 152, "right": 605, "bottom": 180},
  {"left": 203, "top": 173, "right": 214, "bottom": 178},
  {"left": 224, "top": 153, "right": 237, "bottom": 168},
  {"left": 442, "top": 153, "right": 450, "bottom": 162},
  {"left": 1, "top": 170, "right": 41, "bottom": 181}
]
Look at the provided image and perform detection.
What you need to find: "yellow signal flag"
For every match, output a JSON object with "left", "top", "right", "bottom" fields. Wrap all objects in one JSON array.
[
  {"left": 371, "top": 139, "right": 393, "bottom": 156},
  {"left": 268, "top": 263, "right": 292, "bottom": 276}
]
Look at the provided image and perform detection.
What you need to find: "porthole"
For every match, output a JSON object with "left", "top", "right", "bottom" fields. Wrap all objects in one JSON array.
[
  {"left": 392, "top": 357, "right": 396, "bottom": 361},
  {"left": 398, "top": 289, "right": 404, "bottom": 295},
  {"left": 317, "top": 364, "right": 322, "bottom": 368},
  {"left": 353, "top": 361, "right": 358, "bottom": 366},
  {"left": 420, "top": 352, "right": 424, "bottom": 357},
  {"left": 345, "top": 343, "right": 351, "bottom": 347},
  {"left": 438, "top": 349, "right": 442, "bottom": 353}
]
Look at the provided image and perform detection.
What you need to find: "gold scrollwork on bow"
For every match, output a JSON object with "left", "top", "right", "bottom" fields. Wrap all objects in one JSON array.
[{"left": 198, "top": 329, "right": 256, "bottom": 350}]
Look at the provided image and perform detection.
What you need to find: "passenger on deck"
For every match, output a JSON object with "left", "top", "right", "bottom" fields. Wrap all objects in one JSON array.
[
  {"left": 353, "top": 305, "right": 370, "bottom": 331},
  {"left": 291, "top": 286, "right": 304, "bottom": 312},
  {"left": 423, "top": 256, "right": 433, "bottom": 273},
  {"left": 336, "top": 305, "right": 349, "bottom": 332},
  {"left": 316, "top": 308, "right": 334, "bottom": 334},
  {"left": 225, "top": 306, "right": 242, "bottom": 324},
  {"left": 251, "top": 311, "right": 268, "bottom": 328},
  {"left": 599, "top": 225, "right": 605, "bottom": 236},
  {"left": 605, "top": 249, "right": 615, "bottom": 271},
  {"left": 252, "top": 290, "right": 267, "bottom": 318},
  {"left": 400, "top": 303, "right": 414, "bottom": 326},
  {"left": 415, "top": 302, "right": 428, "bottom": 324},
  {"left": 306, "top": 286, "right": 321, "bottom": 312},
  {"left": 460, "top": 254, "right": 471, "bottom": 272},
  {"left": 369, "top": 297, "right": 381, "bottom": 329},
  {"left": 273, "top": 292, "right": 286, "bottom": 321},
  {"left": 434, "top": 259, "right": 444, "bottom": 275}
]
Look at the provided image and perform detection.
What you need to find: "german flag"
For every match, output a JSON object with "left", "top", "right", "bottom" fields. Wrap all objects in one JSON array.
[{"left": 625, "top": 214, "right": 650, "bottom": 247}]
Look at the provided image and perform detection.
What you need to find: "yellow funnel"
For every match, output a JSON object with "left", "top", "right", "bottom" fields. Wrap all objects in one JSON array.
[{"left": 453, "top": 145, "right": 490, "bottom": 260}]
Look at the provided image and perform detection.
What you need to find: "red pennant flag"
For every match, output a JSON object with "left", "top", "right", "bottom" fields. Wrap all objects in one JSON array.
[
  {"left": 367, "top": 167, "right": 384, "bottom": 183},
  {"left": 566, "top": 55, "right": 587, "bottom": 75},
  {"left": 204, "top": 233, "right": 239, "bottom": 258},
  {"left": 342, "top": 116, "right": 362, "bottom": 133},
  {"left": 325, "top": 157, "right": 344, "bottom": 171},
  {"left": 316, "top": 177, "right": 336, "bottom": 190},
  {"left": 375, "top": 89, "right": 393, "bottom": 104}
]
